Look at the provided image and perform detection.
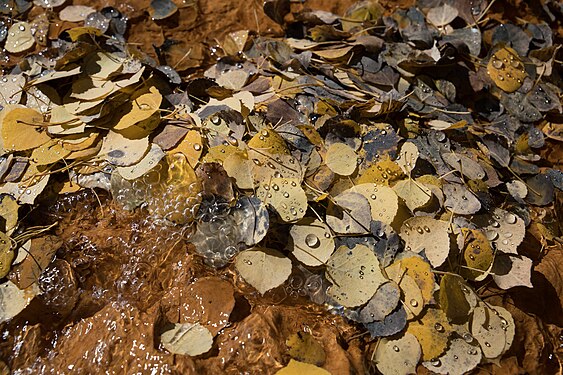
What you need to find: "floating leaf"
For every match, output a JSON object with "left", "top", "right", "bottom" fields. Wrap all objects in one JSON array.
[
  {"left": 408, "top": 307, "right": 452, "bottom": 361},
  {"left": 487, "top": 46, "right": 527, "bottom": 93},
  {"left": 349, "top": 184, "right": 399, "bottom": 225},
  {"left": 289, "top": 219, "right": 334, "bottom": 267},
  {"left": 286, "top": 332, "right": 326, "bottom": 366},
  {"left": 400, "top": 217, "right": 450, "bottom": 267},
  {"left": 275, "top": 360, "right": 330, "bottom": 375},
  {"left": 326, "top": 191, "right": 371, "bottom": 234},
  {"left": 231, "top": 196, "right": 269, "bottom": 247},
  {"left": 326, "top": 244, "right": 386, "bottom": 307},
  {"left": 325, "top": 143, "right": 357, "bottom": 176},
  {"left": 422, "top": 338, "right": 482, "bottom": 375},
  {"left": 160, "top": 322, "right": 213, "bottom": 356},
  {"left": 374, "top": 332, "right": 421, "bottom": 375},
  {"left": 235, "top": 248, "right": 292, "bottom": 294},
  {"left": 8, "top": 235, "right": 62, "bottom": 289}
]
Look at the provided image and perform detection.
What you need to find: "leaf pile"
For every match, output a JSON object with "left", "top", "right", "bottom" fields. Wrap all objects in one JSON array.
[{"left": 0, "top": 0, "right": 561, "bottom": 373}]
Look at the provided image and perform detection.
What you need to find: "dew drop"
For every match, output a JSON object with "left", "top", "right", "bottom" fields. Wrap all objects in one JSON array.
[
  {"left": 305, "top": 234, "right": 320, "bottom": 248},
  {"left": 505, "top": 213, "right": 517, "bottom": 224},
  {"left": 430, "top": 358, "right": 441, "bottom": 366},
  {"left": 424, "top": 226, "right": 430, "bottom": 232},
  {"left": 410, "top": 299, "right": 418, "bottom": 307},
  {"left": 283, "top": 192, "right": 290, "bottom": 198},
  {"left": 417, "top": 227, "right": 424, "bottom": 234},
  {"left": 370, "top": 194, "right": 376, "bottom": 200},
  {"left": 498, "top": 74, "right": 504, "bottom": 81},
  {"left": 463, "top": 332, "right": 473, "bottom": 343},
  {"left": 193, "top": 143, "right": 202, "bottom": 151},
  {"left": 393, "top": 345, "right": 400, "bottom": 352},
  {"left": 492, "top": 59, "right": 503, "bottom": 69},
  {"left": 434, "top": 323, "right": 444, "bottom": 332},
  {"left": 485, "top": 342, "right": 491, "bottom": 347}
]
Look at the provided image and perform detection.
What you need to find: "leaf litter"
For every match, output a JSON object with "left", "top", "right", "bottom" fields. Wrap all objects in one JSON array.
[{"left": 0, "top": 0, "right": 561, "bottom": 373}]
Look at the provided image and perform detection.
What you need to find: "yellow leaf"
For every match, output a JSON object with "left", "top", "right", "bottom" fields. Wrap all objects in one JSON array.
[
  {"left": 2, "top": 107, "right": 51, "bottom": 151},
  {"left": 286, "top": 332, "right": 326, "bottom": 366},
  {"left": 248, "top": 128, "right": 289, "bottom": 155},
  {"left": 113, "top": 86, "right": 162, "bottom": 131},
  {"left": 407, "top": 307, "right": 452, "bottom": 361},
  {"left": 487, "top": 46, "right": 527, "bottom": 93}
]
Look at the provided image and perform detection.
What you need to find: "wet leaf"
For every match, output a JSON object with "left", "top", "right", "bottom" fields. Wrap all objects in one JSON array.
[
  {"left": 358, "top": 281, "right": 401, "bottom": 323},
  {"left": 0, "top": 281, "right": 40, "bottom": 323},
  {"left": 439, "top": 274, "right": 472, "bottom": 324},
  {"left": 487, "top": 46, "right": 527, "bottom": 93},
  {"left": 2, "top": 107, "right": 50, "bottom": 151},
  {"left": 326, "top": 244, "right": 385, "bottom": 308},
  {"left": 4, "top": 22, "right": 34, "bottom": 53},
  {"left": 396, "top": 141, "right": 419, "bottom": 175},
  {"left": 325, "top": 143, "right": 357, "bottom": 176},
  {"left": 422, "top": 338, "right": 482, "bottom": 375},
  {"left": 349, "top": 184, "right": 398, "bottom": 225},
  {"left": 400, "top": 217, "right": 450, "bottom": 267},
  {"left": 470, "top": 305, "right": 507, "bottom": 358},
  {"left": 461, "top": 229, "right": 494, "bottom": 280},
  {"left": 160, "top": 322, "right": 213, "bottom": 356},
  {"left": 374, "top": 332, "right": 421, "bottom": 375},
  {"left": 407, "top": 307, "right": 452, "bottom": 361},
  {"left": 443, "top": 183, "right": 481, "bottom": 215},
  {"left": 326, "top": 191, "right": 371, "bottom": 234},
  {"left": 492, "top": 254, "right": 532, "bottom": 289},
  {"left": 289, "top": 219, "right": 334, "bottom": 267},
  {"left": 0, "top": 232, "right": 13, "bottom": 278},
  {"left": 235, "top": 247, "right": 292, "bottom": 294},
  {"left": 286, "top": 332, "right": 326, "bottom": 366},
  {"left": 275, "top": 359, "right": 330, "bottom": 375},
  {"left": 393, "top": 179, "right": 432, "bottom": 212},
  {"left": 256, "top": 177, "right": 307, "bottom": 223}
]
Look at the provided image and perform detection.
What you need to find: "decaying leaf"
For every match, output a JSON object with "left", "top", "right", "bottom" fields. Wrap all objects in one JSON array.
[
  {"left": 286, "top": 332, "right": 326, "bottom": 366},
  {"left": 160, "top": 322, "right": 213, "bottom": 356}
]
